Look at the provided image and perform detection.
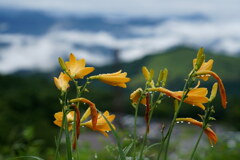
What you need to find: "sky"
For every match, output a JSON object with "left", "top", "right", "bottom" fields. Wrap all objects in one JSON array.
[
  {"left": 0, "top": 0, "right": 239, "bottom": 20},
  {"left": 0, "top": 0, "right": 240, "bottom": 74}
]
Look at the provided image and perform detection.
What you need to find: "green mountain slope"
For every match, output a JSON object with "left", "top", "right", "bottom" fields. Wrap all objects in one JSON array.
[{"left": 116, "top": 47, "right": 240, "bottom": 94}]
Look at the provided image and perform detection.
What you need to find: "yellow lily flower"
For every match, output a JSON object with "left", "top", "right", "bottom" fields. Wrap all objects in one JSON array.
[
  {"left": 176, "top": 118, "right": 218, "bottom": 145},
  {"left": 81, "top": 111, "right": 116, "bottom": 136},
  {"left": 193, "top": 59, "right": 213, "bottom": 81},
  {"left": 65, "top": 53, "right": 95, "bottom": 79},
  {"left": 89, "top": 70, "right": 130, "bottom": 88},
  {"left": 149, "top": 87, "right": 208, "bottom": 110},
  {"left": 193, "top": 58, "right": 227, "bottom": 108},
  {"left": 53, "top": 111, "right": 75, "bottom": 131},
  {"left": 53, "top": 72, "right": 71, "bottom": 92},
  {"left": 130, "top": 88, "right": 146, "bottom": 105}
]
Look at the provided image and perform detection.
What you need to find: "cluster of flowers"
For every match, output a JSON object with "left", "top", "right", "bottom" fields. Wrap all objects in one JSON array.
[
  {"left": 128, "top": 48, "right": 226, "bottom": 160},
  {"left": 52, "top": 48, "right": 227, "bottom": 160},
  {"left": 53, "top": 53, "right": 130, "bottom": 156}
]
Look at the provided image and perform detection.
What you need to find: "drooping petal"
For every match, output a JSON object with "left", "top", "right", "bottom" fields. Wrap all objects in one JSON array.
[
  {"left": 176, "top": 118, "right": 218, "bottom": 145},
  {"left": 196, "top": 71, "right": 227, "bottom": 108}
]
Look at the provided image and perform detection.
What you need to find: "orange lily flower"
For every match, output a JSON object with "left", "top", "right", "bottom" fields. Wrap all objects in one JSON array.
[
  {"left": 53, "top": 72, "right": 71, "bottom": 92},
  {"left": 176, "top": 118, "right": 218, "bottom": 145},
  {"left": 149, "top": 87, "right": 208, "bottom": 110},
  {"left": 130, "top": 88, "right": 146, "bottom": 105},
  {"left": 53, "top": 111, "right": 75, "bottom": 130},
  {"left": 193, "top": 59, "right": 213, "bottom": 81},
  {"left": 81, "top": 111, "right": 116, "bottom": 136},
  {"left": 65, "top": 53, "right": 95, "bottom": 79},
  {"left": 89, "top": 70, "right": 130, "bottom": 88},
  {"left": 193, "top": 59, "right": 227, "bottom": 108}
]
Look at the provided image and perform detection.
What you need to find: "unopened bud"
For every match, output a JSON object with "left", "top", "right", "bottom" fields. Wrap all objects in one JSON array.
[
  {"left": 162, "top": 68, "right": 168, "bottom": 87},
  {"left": 58, "top": 57, "right": 67, "bottom": 71},
  {"left": 142, "top": 66, "right": 150, "bottom": 81},
  {"left": 150, "top": 69, "right": 154, "bottom": 81},
  {"left": 209, "top": 82, "right": 218, "bottom": 102},
  {"left": 194, "top": 48, "right": 205, "bottom": 71},
  {"left": 156, "top": 69, "right": 163, "bottom": 86}
]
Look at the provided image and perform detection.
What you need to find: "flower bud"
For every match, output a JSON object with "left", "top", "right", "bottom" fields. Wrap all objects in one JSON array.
[
  {"left": 58, "top": 57, "right": 67, "bottom": 71},
  {"left": 142, "top": 66, "right": 150, "bottom": 81},
  {"left": 209, "top": 82, "right": 218, "bottom": 102},
  {"left": 194, "top": 48, "right": 205, "bottom": 71},
  {"left": 162, "top": 68, "right": 168, "bottom": 87}
]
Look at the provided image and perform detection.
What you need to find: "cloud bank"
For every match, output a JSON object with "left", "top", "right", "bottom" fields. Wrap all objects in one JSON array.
[{"left": 1, "top": 18, "right": 240, "bottom": 74}]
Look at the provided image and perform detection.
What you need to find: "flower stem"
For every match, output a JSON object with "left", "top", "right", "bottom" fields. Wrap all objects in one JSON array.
[
  {"left": 64, "top": 111, "right": 72, "bottom": 160},
  {"left": 157, "top": 125, "right": 165, "bottom": 160},
  {"left": 163, "top": 70, "right": 195, "bottom": 160},
  {"left": 190, "top": 129, "right": 204, "bottom": 160}
]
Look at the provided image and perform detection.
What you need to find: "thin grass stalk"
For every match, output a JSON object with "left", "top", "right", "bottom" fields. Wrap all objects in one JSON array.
[
  {"left": 156, "top": 124, "right": 165, "bottom": 160},
  {"left": 98, "top": 110, "right": 126, "bottom": 160}
]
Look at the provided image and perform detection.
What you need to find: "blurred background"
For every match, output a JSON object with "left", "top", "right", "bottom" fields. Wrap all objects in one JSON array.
[{"left": 0, "top": 0, "right": 239, "bottom": 159}]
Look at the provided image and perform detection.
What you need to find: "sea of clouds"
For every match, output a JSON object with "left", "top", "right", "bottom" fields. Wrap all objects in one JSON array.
[
  {"left": 1, "top": 18, "right": 240, "bottom": 74},
  {"left": 0, "top": 0, "right": 240, "bottom": 74}
]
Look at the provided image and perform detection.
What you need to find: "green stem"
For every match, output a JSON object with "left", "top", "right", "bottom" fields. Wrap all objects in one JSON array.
[
  {"left": 55, "top": 92, "right": 68, "bottom": 159},
  {"left": 64, "top": 111, "right": 72, "bottom": 160},
  {"left": 190, "top": 102, "right": 213, "bottom": 160},
  {"left": 190, "top": 129, "right": 204, "bottom": 160},
  {"left": 133, "top": 85, "right": 148, "bottom": 160},
  {"left": 163, "top": 70, "right": 195, "bottom": 160},
  {"left": 157, "top": 125, "right": 165, "bottom": 160}
]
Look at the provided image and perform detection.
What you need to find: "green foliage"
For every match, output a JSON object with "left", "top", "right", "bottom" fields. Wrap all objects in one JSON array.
[{"left": 0, "top": 47, "right": 239, "bottom": 158}]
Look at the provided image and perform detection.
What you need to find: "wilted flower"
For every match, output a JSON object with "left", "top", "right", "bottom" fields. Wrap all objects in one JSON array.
[
  {"left": 193, "top": 59, "right": 227, "bottom": 108},
  {"left": 176, "top": 118, "right": 218, "bottom": 145},
  {"left": 149, "top": 87, "right": 208, "bottom": 110},
  {"left": 65, "top": 53, "right": 95, "bottom": 79},
  {"left": 53, "top": 111, "right": 75, "bottom": 130},
  {"left": 70, "top": 98, "right": 98, "bottom": 129},
  {"left": 89, "top": 70, "right": 130, "bottom": 88},
  {"left": 81, "top": 111, "right": 116, "bottom": 136},
  {"left": 130, "top": 88, "right": 146, "bottom": 105},
  {"left": 54, "top": 72, "right": 71, "bottom": 92}
]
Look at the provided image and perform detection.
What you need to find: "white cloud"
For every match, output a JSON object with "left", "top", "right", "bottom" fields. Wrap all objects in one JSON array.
[{"left": 1, "top": 18, "right": 240, "bottom": 74}]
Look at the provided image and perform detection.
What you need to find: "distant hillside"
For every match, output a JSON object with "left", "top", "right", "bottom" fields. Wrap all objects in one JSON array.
[{"left": 108, "top": 47, "right": 240, "bottom": 94}]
